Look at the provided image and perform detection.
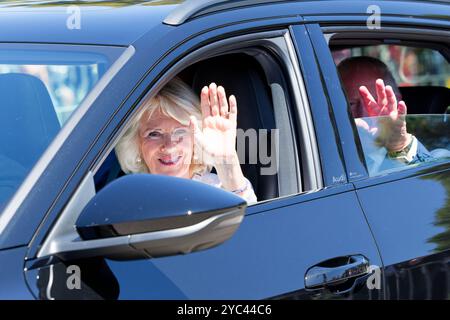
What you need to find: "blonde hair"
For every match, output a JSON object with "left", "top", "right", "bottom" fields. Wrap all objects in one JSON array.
[{"left": 115, "top": 77, "right": 207, "bottom": 175}]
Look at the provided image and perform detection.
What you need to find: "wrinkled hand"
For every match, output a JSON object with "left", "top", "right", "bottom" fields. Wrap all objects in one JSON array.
[
  {"left": 358, "top": 79, "right": 411, "bottom": 152},
  {"left": 189, "top": 83, "right": 238, "bottom": 165}
]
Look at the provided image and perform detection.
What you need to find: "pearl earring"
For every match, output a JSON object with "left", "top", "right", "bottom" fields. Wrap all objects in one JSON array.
[{"left": 136, "top": 156, "right": 142, "bottom": 164}]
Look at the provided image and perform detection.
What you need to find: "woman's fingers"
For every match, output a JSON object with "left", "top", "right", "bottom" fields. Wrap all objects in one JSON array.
[
  {"left": 209, "top": 83, "right": 219, "bottom": 116},
  {"left": 189, "top": 115, "right": 200, "bottom": 134},
  {"left": 217, "top": 86, "right": 229, "bottom": 117},
  {"left": 200, "top": 86, "right": 211, "bottom": 121},
  {"left": 200, "top": 83, "right": 237, "bottom": 129},
  {"left": 190, "top": 116, "right": 209, "bottom": 165},
  {"left": 229, "top": 95, "right": 237, "bottom": 123}
]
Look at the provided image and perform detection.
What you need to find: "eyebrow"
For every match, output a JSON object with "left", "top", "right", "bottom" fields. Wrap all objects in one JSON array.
[{"left": 141, "top": 126, "right": 186, "bottom": 132}]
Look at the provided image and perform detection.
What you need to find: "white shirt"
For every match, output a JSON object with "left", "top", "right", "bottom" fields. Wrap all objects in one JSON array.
[
  {"left": 356, "top": 118, "right": 420, "bottom": 176},
  {"left": 192, "top": 172, "right": 257, "bottom": 204}
]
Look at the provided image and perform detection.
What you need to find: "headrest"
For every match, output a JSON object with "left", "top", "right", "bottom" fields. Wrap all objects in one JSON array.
[
  {"left": 190, "top": 54, "right": 278, "bottom": 200},
  {"left": 399, "top": 86, "right": 450, "bottom": 114},
  {"left": 0, "top": 73, "right": 60, "bottom": 168},
  {"left": 191, "top": 54, "right": 275, "bottom": 130}
]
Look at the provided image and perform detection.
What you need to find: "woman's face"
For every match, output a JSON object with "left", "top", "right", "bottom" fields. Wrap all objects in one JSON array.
[{"left": 138, "top": 109, "right": 193, "bottom": 179}]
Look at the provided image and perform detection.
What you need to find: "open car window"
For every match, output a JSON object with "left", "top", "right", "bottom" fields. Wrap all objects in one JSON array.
[
  {"left": 95, "top": 46, "right": 303, "bottom": 205},
  {"left": 333, "top": 44, "right": 450, "bottom": 88}
]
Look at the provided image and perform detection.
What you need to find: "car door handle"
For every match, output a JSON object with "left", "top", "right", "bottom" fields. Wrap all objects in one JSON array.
[{"left": 304, "top": 255, "right": 370, "bottom": 289}]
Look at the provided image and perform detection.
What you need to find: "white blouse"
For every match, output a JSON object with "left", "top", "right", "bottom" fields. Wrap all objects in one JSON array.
[{"left": 192, "top": 172, "right": 257, "bottom": 204}]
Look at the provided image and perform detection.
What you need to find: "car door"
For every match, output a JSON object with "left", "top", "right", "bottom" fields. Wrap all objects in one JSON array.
[
  {"left": 305, "top": 14, "right": 450, "bottom": 300},
  {"left": 23, "top": 12, "right": 383, "bottom": 300}
]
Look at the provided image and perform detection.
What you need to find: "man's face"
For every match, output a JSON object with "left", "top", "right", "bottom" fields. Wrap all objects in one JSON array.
[{"left": 340, "top": 67, "right": 382, "bottom": 118}]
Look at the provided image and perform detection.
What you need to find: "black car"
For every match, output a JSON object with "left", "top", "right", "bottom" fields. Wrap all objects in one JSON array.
[{"left": 0, "top": 0, "right": 449, "bottom": 300}]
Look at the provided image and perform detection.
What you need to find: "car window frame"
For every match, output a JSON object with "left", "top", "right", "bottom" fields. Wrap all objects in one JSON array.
[
  {"left": 18, "top": 17, "right": 297, "bottom": 261},
  {"left": 310, "top": 22, "right": 450, "bottom": 188},
  {"left": 27, "top": 20, "right": 352, "bottom": 265},
  {"left": 89, "top": 30, "right": 299, "bottom": 199},
  {"left": 94, "top": 31, "right": 306, "bottom": 203},
  {"left": 36, "top": 31, "right": 312, "bottom": 260}
]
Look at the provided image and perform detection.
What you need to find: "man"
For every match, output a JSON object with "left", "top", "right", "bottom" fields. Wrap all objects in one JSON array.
[{"left": 338, "top": 56, "right": 436, "bottom": 175}]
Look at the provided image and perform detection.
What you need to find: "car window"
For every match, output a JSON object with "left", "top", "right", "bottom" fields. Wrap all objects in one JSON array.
[
  {"left": 333, "top": 44, "right": 450, "bottom": 89},
  {"left": 332, "top": 43, "right": 450, "bottom": 177},
  {"left": 95, "top": 49, "right": 301, "bottom": 205},
  {"left": 0, "top": 44, "right": 125, "bottom": 212},
  {"left": 355, "top": 114, "right": 450, "bottom": 176}
]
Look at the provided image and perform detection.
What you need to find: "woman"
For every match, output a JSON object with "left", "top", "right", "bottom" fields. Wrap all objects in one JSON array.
[{"left": 115, "top": 77, "right": 257, "bottom": 204}]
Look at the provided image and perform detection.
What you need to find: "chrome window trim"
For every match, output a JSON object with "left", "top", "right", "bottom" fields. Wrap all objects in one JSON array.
[
  {"left": 37, "top": 171, "right": 96, "bottom": 259},
  {"left": 0, "top": 45, "right": 135, "bottom": 235}
]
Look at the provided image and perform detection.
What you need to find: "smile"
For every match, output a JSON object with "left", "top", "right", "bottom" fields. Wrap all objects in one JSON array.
[{"left": 158, "top": 155, "right": 182, "bottom": 166}]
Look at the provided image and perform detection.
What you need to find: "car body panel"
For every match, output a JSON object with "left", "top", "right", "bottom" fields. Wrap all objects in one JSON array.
[
  {"left": 355, "top": 169, "right": 450, "bottom": 299},
  {"left": 20, "top": 11, "right": 383, "bottom": 299},
  {"left": 0, "top": 0, "right": 448, "bottom": 299},
  {"left": 0, "top": 1, "right": 177, "bottom": 46},
  {"left": 0, "top": 247, "right": 34, "bottom": 299},
  {"left": 2, "top": 0, "right": 449, "bottom": 251},
  {"left": 0, "top": 1, "right": 448, "bottom": 45},
  {"left": 25, "top": 185, "right": 383, "bottom": 299}
]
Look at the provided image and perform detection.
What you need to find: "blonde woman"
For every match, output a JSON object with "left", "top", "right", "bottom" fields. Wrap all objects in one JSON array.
[{"left": 115, "top": 77, "right": 257, "bottom": 204}]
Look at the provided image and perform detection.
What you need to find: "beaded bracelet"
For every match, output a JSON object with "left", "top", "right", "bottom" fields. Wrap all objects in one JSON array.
[{"left": 231, "top": 179, "right": 251, "bottom": 194}]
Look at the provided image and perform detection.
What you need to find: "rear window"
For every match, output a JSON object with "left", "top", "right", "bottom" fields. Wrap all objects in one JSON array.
[
  {"left": 332, "top": 44, "right": 450, "bottom": 88},
  {"left": 332, "top": 42, "right": 450, "bottom": 177}
]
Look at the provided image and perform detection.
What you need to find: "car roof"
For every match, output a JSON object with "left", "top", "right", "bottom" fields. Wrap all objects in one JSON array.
[
  {"left": 0, "top": 0, "right": 182, "bottom": 46},
  {"left": 0, "top": 0, "right": 448, "bottom": 45}
]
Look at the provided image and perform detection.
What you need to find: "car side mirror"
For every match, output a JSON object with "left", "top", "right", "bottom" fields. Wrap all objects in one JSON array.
[{"left": 53, "top": 174, "right": 246, "bottom": 261}]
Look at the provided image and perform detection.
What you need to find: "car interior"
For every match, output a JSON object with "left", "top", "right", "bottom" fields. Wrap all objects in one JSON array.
[
  {"left": 95, "top": 52, "right": 287, "bottom": 203},
  {"left": 0, "top": 73, "right": 60, "bottom": 171},
  {"left": 0, "top": 73, "right": 60, "bottom": 210},
  {"left": 179, "top": 53, "right": 279, "bottom": 201},
  {"left": 330, "top": 38, "right": 450, "bottom": 161},
  {"left": 397, "top": 86, "right": 450, "bottom": 115}
]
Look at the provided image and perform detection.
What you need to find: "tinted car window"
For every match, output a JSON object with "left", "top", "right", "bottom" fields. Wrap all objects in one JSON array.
[
  {"left": 356, "top": 114, "right": 450, "bottom": 176},
  {"left": 333, "top": 44, "right": 450, "bottom": 88},
  {"left": 0, "top": 44, "right": 124, "bottom": 213},
  {"left": 332, "top": 44, "right": 450, "bottom": 177},
  {"left": 96, "top": 51, "right": 300, "bottom": 204}
]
